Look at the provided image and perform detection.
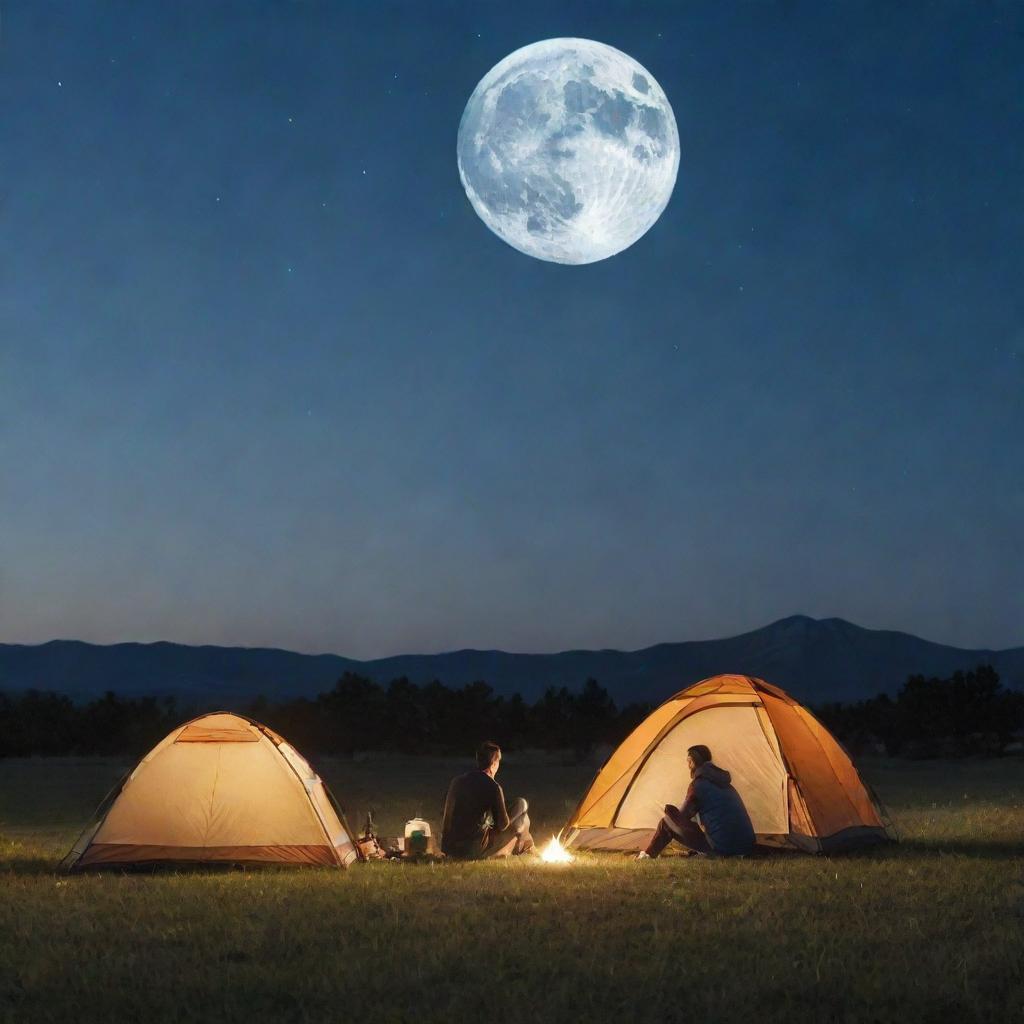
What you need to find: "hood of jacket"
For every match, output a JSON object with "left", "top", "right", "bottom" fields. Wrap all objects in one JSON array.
[{"left": 693, "top": 762, "right": 732, "bottom": 788}]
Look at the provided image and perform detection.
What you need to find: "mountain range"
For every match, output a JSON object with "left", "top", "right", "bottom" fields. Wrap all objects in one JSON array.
[{"left": 1, "top": 616, "right": 1021, "bottom": 708}]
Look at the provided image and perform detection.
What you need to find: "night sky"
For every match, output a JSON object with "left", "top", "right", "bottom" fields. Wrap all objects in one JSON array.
[{"left": 2, "top": 2, "right": 1022, "bottom": 657}]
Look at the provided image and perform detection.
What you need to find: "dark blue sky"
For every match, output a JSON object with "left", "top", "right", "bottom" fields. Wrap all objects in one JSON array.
[{"left": 2, "top": 2, "right": 1021, "bottom": 656}]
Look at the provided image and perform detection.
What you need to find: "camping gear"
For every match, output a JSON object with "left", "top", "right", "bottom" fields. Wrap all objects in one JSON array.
[
  {"left": 61, "top": 712, "right": 361, "bottom": 871},
  {"left": 561, "top": 674, "right": 895, "bottom": 854},
  {"left": 404, "top": 817, "right": 433, "bottom": 857},
  {"left": 357, "top": 811, "right": 386, "bottom": 860}
]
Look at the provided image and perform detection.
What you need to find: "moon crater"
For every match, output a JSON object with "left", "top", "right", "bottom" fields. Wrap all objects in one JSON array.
[{"left": 458, "top": 38, "right": 679, "bottom": 264}]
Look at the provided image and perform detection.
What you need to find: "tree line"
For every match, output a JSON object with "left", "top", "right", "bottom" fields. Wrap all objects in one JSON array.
[
  {"left": 1, "top": 664, "right": 1021, "bottom": 759},
  {"left": 0, "top": 675, "right": 650, "bottom": 759},
  {"left": 815, "top": 665, "right": 1024, "bottom": 757}
]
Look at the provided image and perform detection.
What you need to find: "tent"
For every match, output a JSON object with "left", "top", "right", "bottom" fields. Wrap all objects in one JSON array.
[
  {"left": 62, "top": 712, "right": 360, "bottom": 871},
  {"left": 562, "top": 675, "right": 894, "bottom": 854}
]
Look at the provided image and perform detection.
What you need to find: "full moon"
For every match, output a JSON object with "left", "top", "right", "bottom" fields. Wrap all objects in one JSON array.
[{"left": 457, "top": 38, "right": 679, "bottom": 265}]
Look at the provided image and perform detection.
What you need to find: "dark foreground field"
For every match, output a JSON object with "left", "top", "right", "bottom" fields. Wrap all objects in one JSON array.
[{"left": 1, "top": 756, "right": 1022, "bottom": 1024}]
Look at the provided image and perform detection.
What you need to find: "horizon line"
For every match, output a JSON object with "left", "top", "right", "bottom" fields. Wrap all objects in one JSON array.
[{"left": 2, "top": 614, "right": 1019, "bottom": 661}]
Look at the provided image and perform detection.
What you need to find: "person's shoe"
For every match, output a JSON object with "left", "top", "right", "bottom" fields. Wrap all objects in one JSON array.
[{"left": 634, "top": 851, "right": 651, "bottom": 861}]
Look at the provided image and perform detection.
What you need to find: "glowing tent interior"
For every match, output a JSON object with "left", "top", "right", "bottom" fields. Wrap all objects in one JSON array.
[
  {"left": 62, "top": 712, "right": 360, "bottom": 871},
  {"left": 561, "top": 675, "right": 894, "bottom": 854}
]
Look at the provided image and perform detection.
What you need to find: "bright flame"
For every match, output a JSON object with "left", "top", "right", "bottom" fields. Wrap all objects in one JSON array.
[{"left": 540, "top": 836, "right": 574, "bottom": 863}]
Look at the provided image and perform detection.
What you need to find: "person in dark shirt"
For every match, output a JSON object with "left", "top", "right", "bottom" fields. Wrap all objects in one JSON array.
[
  {"left": 637, "top": 744, "right": 756, "bottom": 859},
  {"left": 441, "top": 741, "right": 535, "bottom": 859}
]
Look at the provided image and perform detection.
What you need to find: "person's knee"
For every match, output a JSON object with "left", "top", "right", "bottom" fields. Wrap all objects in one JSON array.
[
  {"left": 508, "top": 796, "right": 528, "bottom": 817},
  {"left": 662, "top": 811, "right": 687, "bottom": 840}
]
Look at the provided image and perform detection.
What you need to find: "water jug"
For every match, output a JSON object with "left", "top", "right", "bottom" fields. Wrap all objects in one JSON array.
[{"left": 404, "top": 817, "right": 431, "bottom": 857}]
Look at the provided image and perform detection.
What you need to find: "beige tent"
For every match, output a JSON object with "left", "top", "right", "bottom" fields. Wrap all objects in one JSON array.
[
  {"left": 63, "top": 712, "right": 360, "bottom": 871},
  {"left": 563, "top": 674, "right": 893, "bottom": 854}
]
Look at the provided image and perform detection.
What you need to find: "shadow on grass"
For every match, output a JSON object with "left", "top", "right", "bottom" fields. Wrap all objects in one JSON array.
[
  {"left": 890, "top": 838, "right": 1024, "bottom": 861},
  {"left": 1, "top": 857, "right": 60, "bottom": 875},
  {"left": 3, "top": 842, "right": 1020, "bottom": 877},
  {"left": 1, "top": 859, "right": 345, "bottom": 876}
]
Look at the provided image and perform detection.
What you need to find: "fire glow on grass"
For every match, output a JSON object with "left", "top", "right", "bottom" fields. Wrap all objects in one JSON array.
[{"left": 540, "top": 836, "right": 574, "bottom": 863}]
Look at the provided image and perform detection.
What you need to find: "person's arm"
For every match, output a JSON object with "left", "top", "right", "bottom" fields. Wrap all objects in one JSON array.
[
  {"left": 490, "top": 780, "right": 510, "bottom": 832},
  {"left": 441, "top": 779, "right": 456, "bottom": 839},
  {"left": 678, "top": 780, "right": 699, "bottom": 821}
]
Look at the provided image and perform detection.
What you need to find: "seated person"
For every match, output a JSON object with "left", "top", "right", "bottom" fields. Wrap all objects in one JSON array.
[
  {"left": 441, "top": 741, "right": 535, "bottom": 859},
  {"left": 637, "top": 744, "right": 755, "bottom": 859}
]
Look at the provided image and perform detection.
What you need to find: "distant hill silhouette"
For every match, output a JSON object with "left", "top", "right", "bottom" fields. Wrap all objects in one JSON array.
[{"left": 1, "top": 616, "right": 1021, "bottom": 707}]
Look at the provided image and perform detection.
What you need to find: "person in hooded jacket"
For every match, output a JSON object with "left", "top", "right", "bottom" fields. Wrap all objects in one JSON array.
[{"left": 636, "top": 744, "right": 755, "bottom": 859}]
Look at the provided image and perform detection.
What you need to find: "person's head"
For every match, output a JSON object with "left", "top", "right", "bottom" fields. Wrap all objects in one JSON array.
[
  {"left": 476, "top": 741, "right": 502, "bottom": 776},
  {"left": 687, "top": 744, "right": 712, "bottom": 776}
]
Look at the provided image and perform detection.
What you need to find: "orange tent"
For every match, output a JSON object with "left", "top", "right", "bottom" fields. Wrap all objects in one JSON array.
[
  {"left": 62, "top": 712, "right": 360, "bottom": 871},
  {"left": 562, "top": 675, "right": 893, "bottom": 853}
]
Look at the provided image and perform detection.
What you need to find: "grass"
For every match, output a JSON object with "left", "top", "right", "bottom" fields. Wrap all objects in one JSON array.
[{"left": 1, "top": 754, "right": 1022, "bottom": 1024}]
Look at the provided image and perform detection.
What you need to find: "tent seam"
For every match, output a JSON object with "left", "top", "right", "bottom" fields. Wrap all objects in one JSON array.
[{"left": 609, "top": 700, "right": 762, "bottom": 826}]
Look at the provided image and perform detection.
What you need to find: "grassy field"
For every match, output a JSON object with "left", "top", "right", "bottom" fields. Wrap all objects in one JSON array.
[{"left": 1, "top": 754, "right": 1022, "bottom": 1024}]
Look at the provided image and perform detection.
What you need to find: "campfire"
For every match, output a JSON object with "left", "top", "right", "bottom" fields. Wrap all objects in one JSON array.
[{"left": 540, "top": 836, "right": 574, "bottom": 863}]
